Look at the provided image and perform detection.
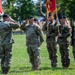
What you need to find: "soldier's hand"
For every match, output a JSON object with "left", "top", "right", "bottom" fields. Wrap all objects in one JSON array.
[
  {"left": 46, "top": 18, "right": 50, "bottom": 22},
  {"left": 9, "top": 17, "right": 16, "bottom": 23},
  {"left": 58, "top": 34, "right": 62, "bottom": 37},
  {"left": 56, "top": 18, "right": 58, "bottom": 24},
  {"left": 25, "top": 19, "right": 29, "bottom": 24}
]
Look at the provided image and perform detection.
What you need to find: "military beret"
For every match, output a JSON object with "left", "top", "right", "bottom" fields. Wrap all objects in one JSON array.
[{"left": 3, "top": 14, "right": 9, "bottom": 18}]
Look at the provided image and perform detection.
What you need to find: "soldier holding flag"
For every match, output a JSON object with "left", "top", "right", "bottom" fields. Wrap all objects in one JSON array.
[{"left": 42, "top": 0, "right": 59, "bottom": 68}]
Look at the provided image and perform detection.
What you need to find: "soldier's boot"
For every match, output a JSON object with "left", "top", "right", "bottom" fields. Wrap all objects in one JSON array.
[
  {"left": 32, "top": 65, "right": 35, "bottom": 70},
  {"left": 35, "top": 65, "right": 40, "bottom": 70},
  {"left": 72, "top": 46, "right": 75, "bottom": 60},
  {"left": 30, "top": 61, "right": 35, "bottom": 70},
  {"left": 33, "top": 66, "right": 40, "bottom": 70},
  {"left": 34, "top": 67, "right": 39, "bottom": 70},
  {"left": 32, "top": 64, "right": 40, "bottom": 70},
  {"left": 62, "top": 63, "right": 69, "bottom": 68},
  {"left": 63, "top": 66, "right": 69, "bottom": 68},
  {"left": 2, "top": 67, "right": 10, "bottom": 74},
  {"left": 51, "top": 63, "right": 57, "bottom": 68},
  {"left": 64, "top": 61, "right": 70, "bottom": 68},
  {"left": 73, "top": 54, "right": 75, "bottom": 61},
  {"left": 63, "top": 56, "right": 70, "bottom": 68},
  {"left": 51, "top": 60, "right": 58, "bottom": 68},
  {"left": 33, "top": 58, "right": 41, "bottom": 70}
]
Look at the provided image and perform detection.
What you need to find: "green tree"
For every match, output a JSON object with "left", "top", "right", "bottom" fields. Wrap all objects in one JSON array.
[
  {"left": 67, "top": 0, "right": 75, "bottom": 20},
  {"left": 2, "top": 0, "right": 36, "bottom": 20},
  {"left": 36, "top": 0, "right": 46, "bottom": 17},
  {"left": 15, "top": 0, "right": 36, "bottom": 20}
]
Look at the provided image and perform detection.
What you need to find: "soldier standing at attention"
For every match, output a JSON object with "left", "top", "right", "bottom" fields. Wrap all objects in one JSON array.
[
  {"left": 58, "top": 16, "right": 71, "bottom": 68},
  {"left": 0, "top": 14, "right": 19, "bottom": 74},
  {"left": 20, "top": 16, "right": 44, "bottom": 70},
  {"left": 71, "top": 24, "right": 75, "bottom": 60},
  {"left": 42, "top": 13, "right": 58, "bottom": 68}
]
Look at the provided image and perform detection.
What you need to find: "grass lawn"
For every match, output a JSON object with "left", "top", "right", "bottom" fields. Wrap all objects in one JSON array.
[{"left": 0, "top": 34, "right": 75, "bottom": 75}]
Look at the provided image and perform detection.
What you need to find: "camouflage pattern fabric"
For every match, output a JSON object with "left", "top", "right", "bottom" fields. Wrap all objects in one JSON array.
[
  {"left": 58, "top": 25, "right": 71, "bottom": 68},
  {"left": 72, "top": 26, "right": 75, "bottom": 60},
  {"left": 20, "top": 23, "right": 44, "bottom": 70},
  {"left": 42, "top": 20, "right": 58, "bottom": 67},
  {"left": 27, "top": 45, "right": 41, "bottom": 70},
  {"left": 0, "top": 21, "right": 19, "bottom": 74}
]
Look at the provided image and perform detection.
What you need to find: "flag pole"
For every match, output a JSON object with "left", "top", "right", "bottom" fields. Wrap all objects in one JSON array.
[
  {"left": 46, "top": 10, "right": 49, "bottom": 32},
  {"left": 46, "top": 0, "right": 51, "bottom": 32},
  {"left": 46, "top": 0, "right": 49, "bottom": 32},
  {"left": 56, "top": 6, "right": 60, "bottom": 35}
]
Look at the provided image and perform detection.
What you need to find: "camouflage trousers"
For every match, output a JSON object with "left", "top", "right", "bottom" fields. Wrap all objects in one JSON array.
[
  {"left": 73, "top": 40, "right": 75, "bottom": 60},
  {"left": 27, "top": 45, "right": 41, "bottom": 70},
  {"left": 59, "top": 43, "right": 70, "bottom": 68},
  {"left": 47, "top": 42, "right": 58, "bottom": 67},
  {"left": 0, "top": 44, "right": 12, "bottom": 74}
]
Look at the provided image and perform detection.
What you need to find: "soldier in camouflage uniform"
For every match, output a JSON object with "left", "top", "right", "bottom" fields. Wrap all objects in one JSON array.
[
  {"left": 58, "top": 16, "right": 71, "bottom": 68},
  {"left": 42, "top": 14, "right": 58, "bottom": 68},
  {"left": 71, "top": 25, "right": 75, "bottom": 60},
  {"left": 20, "top": 16, "right": 44, "bottom": 70},
  {"left": 0, "top": 14, "right": 19, "bottom": 74}
]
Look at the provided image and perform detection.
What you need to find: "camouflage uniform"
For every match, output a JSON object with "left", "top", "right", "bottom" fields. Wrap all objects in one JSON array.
[
  {"left": 71, "top": 26, "right": 75, "bottom": 60},
  {"left": 42, "top": 21, "right": 58, "bottom": 67},
  {"left": 20, "top": 23, "right": 44, "bottom": 70},
  {"left": 58, "top": 25, "right": 71, "bottom": 68},
  {"left": 0, "top": 21, "right": 19, "bottom": 74}
]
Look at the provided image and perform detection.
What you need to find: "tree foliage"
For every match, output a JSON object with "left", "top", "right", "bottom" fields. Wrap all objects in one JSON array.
[
  {"left": 2, "top": 0, "right": 36, "bottom": 20},
  {"left": 2, "top": 0, "right": 75, "bottom": 20}
]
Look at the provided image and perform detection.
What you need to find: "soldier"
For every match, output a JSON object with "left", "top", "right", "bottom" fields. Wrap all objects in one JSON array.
[
  {"left": 58, "top": 16, "right": 71, "bottom": 68},
  {"left": 71, "top": 24, "right": 75, "bottom": 60},
  {"left": 42, "top": 13, "right": 58, "bottom": 68},
  {"left": 20, "top": 16, "right": 44, "bottom": 70},
  {"left": 0, "top": 14, "right": 19, "bottom": 74}
]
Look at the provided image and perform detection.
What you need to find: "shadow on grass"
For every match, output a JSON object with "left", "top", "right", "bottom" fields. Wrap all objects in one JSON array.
[
  {"left": 39, "top": 67, "right": 75, "bottom": 71},
  {"left": 9, "top": 66, "right": 32, "bottom": 73},
  {"left": 39, "top": 67, "right": 50, "bottom": 71},
  {"left": 9, "top": 66, "right": 75, "bottom": 74}
]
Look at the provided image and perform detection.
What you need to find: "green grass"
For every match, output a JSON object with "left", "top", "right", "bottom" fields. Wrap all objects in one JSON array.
[{"left": 0, "top": 34, "right": 75, "bottom": 75}]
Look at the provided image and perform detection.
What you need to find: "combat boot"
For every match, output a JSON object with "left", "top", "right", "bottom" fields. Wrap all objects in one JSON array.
[
  {"left": 2, "top": 67, "right": 10, "bottom": 74},
  {"left": 32, "top": 65, "right": 40, "bottom": 70},
  {"left": 51, "top": 61, "right": 58, "bottom": 68}
]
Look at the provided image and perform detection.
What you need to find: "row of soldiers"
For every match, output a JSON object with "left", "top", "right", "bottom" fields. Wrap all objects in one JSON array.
[
  {"left": 42, "top": 14, "right": 71, "bottom": 68},
  {"left": 0, "top": 13, "right": 74, "bottom": 74}
]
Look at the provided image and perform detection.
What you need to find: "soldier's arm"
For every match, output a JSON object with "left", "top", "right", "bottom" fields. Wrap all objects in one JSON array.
[
  {"left": 20, "top": 22, "right": 27, "bottom": 30},
  {"left": 10, "top": 22, "right": 19, "bottom": 30},
  {"left": 42, "top": 22, "right": 47, "bottom": 31},
  {"left": 62, "top": 26, "right": 71, "bottom": 38},
  {"left": 37, "top": 25, "right": 44, "bottom": 45},
  {"left": 49, "top": 26, "right": 59, "bottom": 37}
]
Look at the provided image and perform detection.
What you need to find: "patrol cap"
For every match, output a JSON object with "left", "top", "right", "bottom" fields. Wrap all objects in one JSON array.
[
  {"left": 3, "top": 14, "right": 9, "bottom": 18},
  {"left": 60, "top": 15, "right": 66, "bottom": 19},
  {"left": 29, "top": 15, "right": 34, "bottom": 19}
]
